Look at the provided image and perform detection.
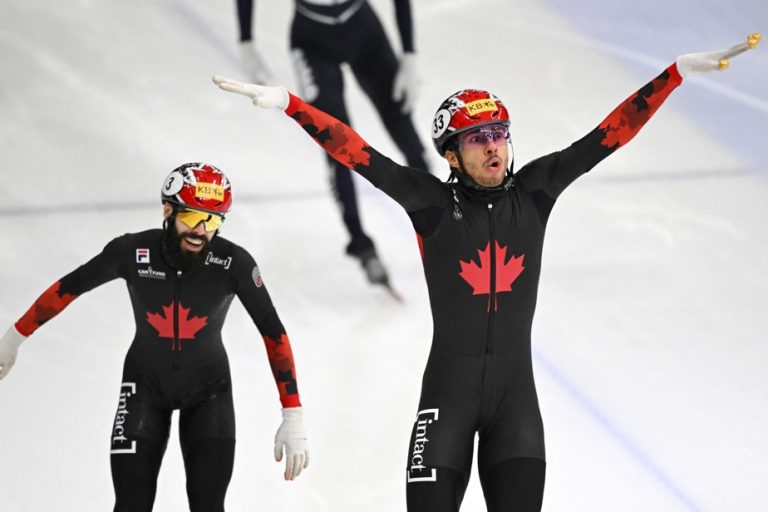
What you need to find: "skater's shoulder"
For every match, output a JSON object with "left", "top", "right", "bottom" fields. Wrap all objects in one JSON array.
[
  {"left": 105, "top": 229, "right": 163, "bottom": 247},
  {"left": 209, "top": 236, "right": 255, "bottom": 262}
]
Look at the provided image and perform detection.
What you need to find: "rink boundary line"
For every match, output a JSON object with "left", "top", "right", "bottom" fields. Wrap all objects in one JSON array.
[
  {"left": 584, "top": 166, "right": 757, "bottom": 184},
  {"left": 3, "top": 165, "right": 757, "bottom": 218},
  {"left": 533, "top": 348, "right": 702, "bottom": 511},
  {"left": 0, "top": 190, "right": 330, "bottom": 217}
]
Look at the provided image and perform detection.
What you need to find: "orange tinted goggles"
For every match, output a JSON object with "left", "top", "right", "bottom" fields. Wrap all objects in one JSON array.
[{"left": 177, "top": 209, "right": 225, "bottom": 232}]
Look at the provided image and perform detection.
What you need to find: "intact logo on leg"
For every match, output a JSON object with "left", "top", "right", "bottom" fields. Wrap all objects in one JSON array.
[
  {"left": 111, "top": 382, "right": 137, "bottom": 455},
  {"left": 407, "top": 408, "right": 439, "bottom": 483}
]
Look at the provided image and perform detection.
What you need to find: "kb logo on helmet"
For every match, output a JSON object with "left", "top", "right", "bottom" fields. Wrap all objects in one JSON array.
[
  {"left": 465, "top": 98, "right": 498, "bottom": 115},
  {"left": 195, "top": 183, "right": 225, "bottom": 201}
]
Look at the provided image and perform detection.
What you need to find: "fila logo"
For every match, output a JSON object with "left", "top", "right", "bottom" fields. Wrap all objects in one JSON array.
[
  {"left": 407, "top": 408, "right": 440, "bottom": 483},
  {"left": 136, "top": 248, "right": 150, "bottom": 264}
]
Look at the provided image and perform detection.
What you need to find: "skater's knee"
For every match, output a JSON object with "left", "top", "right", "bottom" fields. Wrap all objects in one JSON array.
[
  {"left": 406, "top": 465, "right": 469, "bottom": 512},
  {"left": 479, "top": 456, "right": 546, "bottom": 512}
]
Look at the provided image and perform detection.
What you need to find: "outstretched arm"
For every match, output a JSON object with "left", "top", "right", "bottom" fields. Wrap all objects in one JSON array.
[
  {"left": 516, "top": 34, "right": 761, "bottom": 199},
  {"left": 0, "top": 237, "right": 126, "bottom": 379},
  {"left": 213, "top": 76, "right": 447, "bottom": 214}
]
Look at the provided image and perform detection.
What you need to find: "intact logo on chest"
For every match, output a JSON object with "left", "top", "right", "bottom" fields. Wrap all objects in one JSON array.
[
  {"left": 205, "top": 252, "right": 232, "bottom": 270},
  {"left": 459, "top": 241, "right": 525, "bottom": 310}
]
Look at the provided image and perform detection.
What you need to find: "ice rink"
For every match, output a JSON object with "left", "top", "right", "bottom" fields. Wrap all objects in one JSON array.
[{"left": 1, "top": 0, "right": 766, "bottom": 510}]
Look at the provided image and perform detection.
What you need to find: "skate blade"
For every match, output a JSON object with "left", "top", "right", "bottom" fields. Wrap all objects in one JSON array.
[{"left": 383, "top": 283, "right": 405, "bottom": 303}]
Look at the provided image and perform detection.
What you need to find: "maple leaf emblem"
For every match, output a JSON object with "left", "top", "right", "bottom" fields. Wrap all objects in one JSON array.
[
  {"left": 459, "top": 242, "right": 525, "bottom": 310},
  {"left": 146, "top": 302, "right": 208, "bottom": 350}
]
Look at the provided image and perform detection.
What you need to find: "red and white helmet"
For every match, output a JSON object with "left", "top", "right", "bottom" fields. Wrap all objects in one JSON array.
[
  {"left": 431, "top": 89, "right": 510, "bottom": 156},
  {"left": 161, "top": 163, "right": 232, "bottom": 215}
]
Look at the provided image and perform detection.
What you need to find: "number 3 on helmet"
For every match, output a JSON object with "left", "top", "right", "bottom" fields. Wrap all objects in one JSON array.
[{"left": 431, "top": 89, "right": 510, "bottom": 156}]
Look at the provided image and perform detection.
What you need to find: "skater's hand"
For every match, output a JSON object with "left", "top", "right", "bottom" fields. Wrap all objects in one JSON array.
[
  {"left": 239, "top": 41, "right": 274, "bottom": 85},
  {"left": 212, "top": 75, "right": 289, "bottom": 110},
  {"left": 393, "top": 52, "right": 420, "bottom": 114},
  {"left": 0, "top": 326, "right": 26, "bottom": 380},
  {"left": 274, "top": 406, "right": 309, "bottom": 480},
  {"left": 676, "top": 33, "right": 761, "bottom": 77}
]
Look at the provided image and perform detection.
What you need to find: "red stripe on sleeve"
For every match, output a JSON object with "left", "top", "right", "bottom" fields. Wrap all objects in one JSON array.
[
  {"left": 15, "top": 281, "right": 78, "bottom": 337},
  {"left": 263, "top": 333, "right": 301, "bottom": 408},
  {"left": 285, "top": 93, "right": 372, "bottom": 170},
  {"left": 598, "top": 63, "right": 683, "bottom": 150}
]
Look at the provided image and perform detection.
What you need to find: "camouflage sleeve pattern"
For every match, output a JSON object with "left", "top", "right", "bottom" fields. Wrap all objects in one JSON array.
[
  {"left": 516, "top": 63, "right": 683, "bottom": 200},
  {"left": 233, "top": 246, "right": 301, "bottom": 408},
  {"left": 15, "top": 237, "right": 125, "bottom": 336}
]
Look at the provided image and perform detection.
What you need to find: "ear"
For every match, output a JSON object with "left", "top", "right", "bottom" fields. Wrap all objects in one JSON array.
[
  {"left": 162, "top": 203, "right": 174, "bottom": 219},
  {"left": 444, "top": 149, "right": 460, "bottom": 170}
]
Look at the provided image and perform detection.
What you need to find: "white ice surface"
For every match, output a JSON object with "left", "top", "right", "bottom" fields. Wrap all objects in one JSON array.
[{"left": 0, "top": 0, "right": 766, "bottom": 511}]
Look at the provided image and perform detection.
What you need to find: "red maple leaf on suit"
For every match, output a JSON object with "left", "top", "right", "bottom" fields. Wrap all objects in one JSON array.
[
  {"left": 146, "top": 302, "right": 207, "bottom": 340},
  {"left": 459, "top": 242, "right": 525, "bottom": 309}
]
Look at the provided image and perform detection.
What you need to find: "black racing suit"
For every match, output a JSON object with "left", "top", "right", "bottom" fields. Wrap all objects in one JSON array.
[
  {"left": 288, "top": 0, "right": 429, "bottom": 256},
  {"left": 279, "top": 63, "right": 683, "bottom": 510},
  {"left": 236, "top": 0, "right": 427, "bottom": 256},
  {"left": 15, "top": 229, "right": 300, "bottom": 512}
]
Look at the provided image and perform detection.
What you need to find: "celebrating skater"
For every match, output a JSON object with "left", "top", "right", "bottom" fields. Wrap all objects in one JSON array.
[
  {"left": 212, "top": 34, "right": 760, "bottom": 511},
  {"left": 0, "top": 163, "right": 310, "bottom": 511}
]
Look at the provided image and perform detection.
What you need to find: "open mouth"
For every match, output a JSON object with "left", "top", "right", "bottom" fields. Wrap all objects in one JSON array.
[
  {"left": 182, "top": 236, "right": 205, "bottom": 250},
  {"left": 486, "top": 157, "right": 503, "bottom": 171}
]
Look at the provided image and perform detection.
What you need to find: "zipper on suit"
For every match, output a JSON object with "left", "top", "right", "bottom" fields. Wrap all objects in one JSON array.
[
  {"left": 173, "top": 269, "right": 182, "bottom": 367},
  {"left": 486, "top": 202, "right": 496, "bottom": 354}
]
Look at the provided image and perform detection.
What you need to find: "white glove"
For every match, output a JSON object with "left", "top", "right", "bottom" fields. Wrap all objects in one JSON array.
[
  {"left": 392, "top": 52, "right": 420, "bottom": 114},
  {"left": 239, "top": 40, "right": 274, "bottom": 85},
  {"left": 274, "top": 406, "right": 309, "bottom": 480},
  {"left": 676, "top": 33, "right": 761, "bottom": 77},
  {"left": 212, "top": 75, "right": 289, "bottom": 110},
  {"left": 0, "top": 326, "right": 26, "bottom": 380}
]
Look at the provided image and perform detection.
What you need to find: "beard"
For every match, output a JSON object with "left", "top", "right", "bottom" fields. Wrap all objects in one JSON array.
[{"left": 163, "top": 220, "right": 212, "bottom": 270}]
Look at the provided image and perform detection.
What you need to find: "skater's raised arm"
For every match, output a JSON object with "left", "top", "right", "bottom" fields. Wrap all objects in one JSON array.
[
  {"left": 213, "top": 76, "right": 447, "bottom": 214},
  {"left": 0, "top": 237, "right": 127, "bottom": 380},
  {"left": 515, "top": 33, "right": 762, "bottom": 199}
]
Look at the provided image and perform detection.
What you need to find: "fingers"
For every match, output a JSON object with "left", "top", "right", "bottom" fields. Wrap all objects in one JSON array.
[
  {"left": 212, "top": 75, "right": 257, "bottom": 98},
  {"left": 274, "top": 440, "right": 284, "bottom": 462},
  {"left": 284, "top": 451, "right": 295, "bottom": 480},
  {"left": 721, "top": 33, "right": 761, "bottom": 64},
  {"left": 722, "top": 42, "right": 750, "bottom": 61},
  {"left": 0, "top": 352, "right": 17, "bottom": 380},
  {"left": 283, "top": 450, "right": 309, "bottom": 480}
]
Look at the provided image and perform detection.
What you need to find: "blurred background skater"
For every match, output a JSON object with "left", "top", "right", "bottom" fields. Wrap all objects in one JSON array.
[
  {"left": 236, "top": 0, "right": 430, "bottom": 291},
  {"left": 0, "top": 164, "right": 310, "bottom": 511}
]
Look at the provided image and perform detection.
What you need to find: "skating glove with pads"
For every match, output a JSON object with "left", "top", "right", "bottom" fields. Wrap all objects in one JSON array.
[
  {"left": 676, "top": 33, "right": 761, "bottom": 77},
  {"left": 0, "top": 326, "right": 26, "bottom": 380},
  {"left": 213, "top": 76, "right": 289, "bottom": 110},
  {"left": 274, "top": 406, "right": 310, "bottom": 480},
  {"left": 393, "top": 52, "right": 420, "bottom": 114}
]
